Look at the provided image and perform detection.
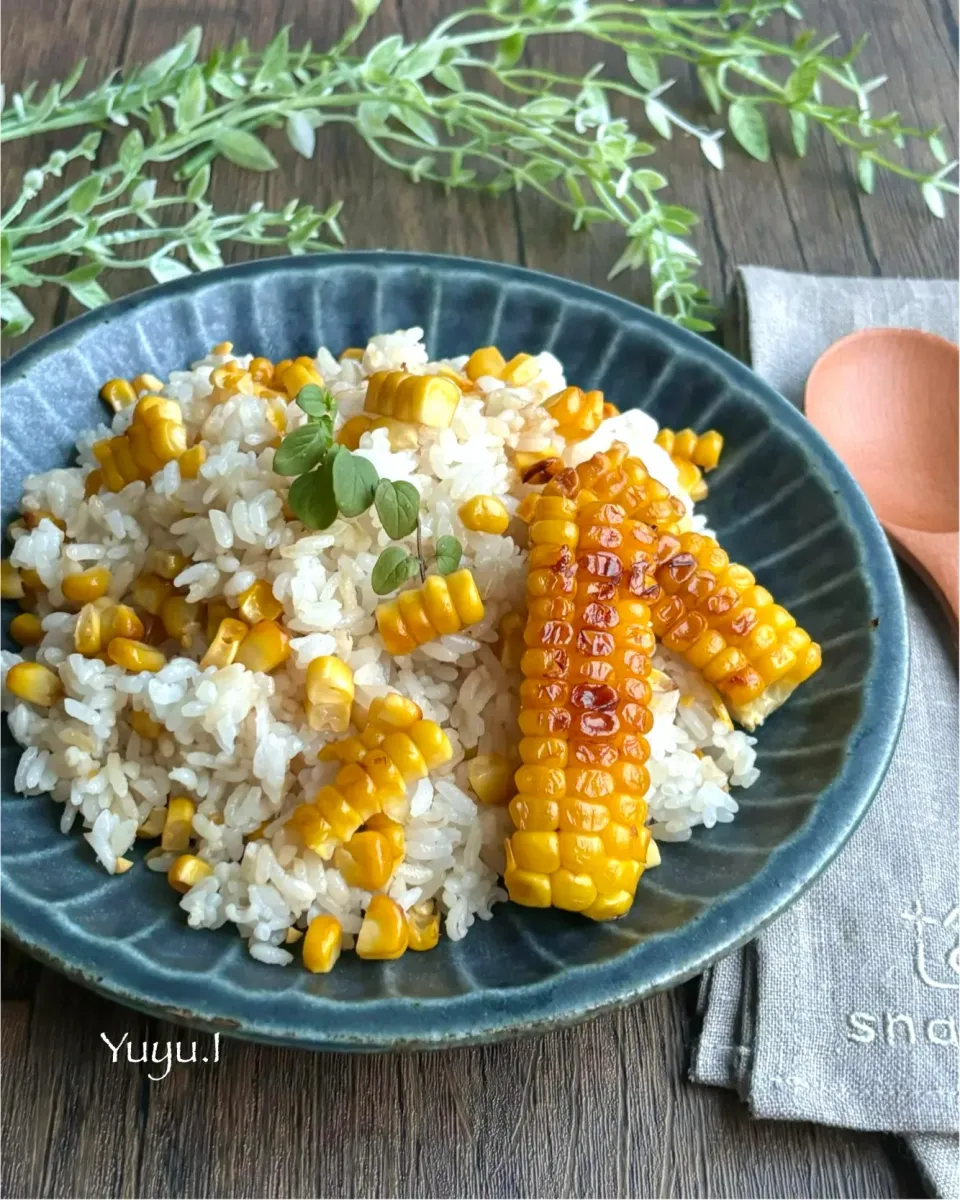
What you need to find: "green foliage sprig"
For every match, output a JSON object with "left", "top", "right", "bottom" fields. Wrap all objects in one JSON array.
[{"left": 2, "top": 0, "right": 955, "bottom": 336}]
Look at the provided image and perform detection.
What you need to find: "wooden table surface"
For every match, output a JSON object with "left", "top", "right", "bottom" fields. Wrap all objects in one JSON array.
[{"left": 2, "top": 2, "right": 956, "bottom": 1197}]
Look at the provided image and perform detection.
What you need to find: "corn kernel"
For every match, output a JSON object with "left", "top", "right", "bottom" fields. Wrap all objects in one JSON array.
[
  {"left": 101, "top": 604, "right": 144, "bottom": 642},
  {"left": 408, "top": 720, "right": 453, "bottom": 770},
  {"left": 336, "top": 415, "right": 374, "bottom": 450},
  {"left": 694, "top": 430, "right": 723, "bottom": 471},
  {"left": 61, "top": 566, "right": 111, "bottom": 606},
  {"left": 458, "top": 495, "right": 510, "bottom": 535},
  {"left": 161, "top": 595, "right": 201, "bottom": 648},
  {"left": 179, "top": 444, "right": 207, "bottom": 479},
  {"left": 74, "top": 603, "right": 102, "bottom": 655},
  {"left": 6, "top": 661, "right": 62, "bottom": 706},
  {"left": 167, "top": 854, "right": 212, "bottom": 893},
  {"left": 149, "top": 419, "right": 188, "bottom": 463},
  {"left": 277, "top": 360, "right": 322, "bottom": 398},
  {"left": 107, "top": 637, "right": 166, "bottom": 673},
  {"left": 134, "top": 395, "right": 182, "bottom": 426},
  {"left": 467, "top": 753, "right": 513, "bottom": 806},
  {"left": 84, "top": 469, "right": 103, "bottom": 498},
  {"left": 319, "top": 736, "right": 366, "bottom": 765},
  {"left": 126, "top": 423, "right": 165, "bottom": 477},
  {"left": 339, "top": 347, "right": 364, "bottom": 361},
  {"left": 367, "top": 693, "right": 422, "bottom": 730},
  {"left": 334, "top": 830, "right": 394, "bottom": 891},
  {"left": 368, "top": 416, "right": 420, "bottom": 450},
  {"left": 314, "top": 785, "right": 363, "bottom": 843},
  {"left": 305, "top": 656, "right": 355, "bottom": 734},
  {"left": 149, "top": 551, "right": 190, "bottom": 581},
  {"left": 237, "top": 578, "right": 283, "bottom": 625},
  {"left": 100, "top": 378, "right": 138, "bottom": 412},
  {"left": 205, "top": 599, "right": 234, "bottom": 642},
  {"left": 130, "top": 709, "right": 164, "bottom": 740},
  {"left": 248, "top": 356, "right": 274, "bottom": 384},
  {"left": 303, "top": 914, "right": 343, "bottom": 973},
  {"left": 407, "top": 903, "right": 440, "bottom": 952},
  {"left": 132, "top": 572, "right": 174, "bottom": 616},
  {"left": 464, "top": 346, "right": 506, "bottom": 381},
  {"left": 235, "top": 620, "right": 290, "bottom": 673},
  {"left": 162, "top": 797, "right": 196, "bottom": 852},
  {"left": 420, "top": 575, "right": 460, "bottom": 636},
  {"left": 356, "top": 894, "right": 409, "bottom": 960},
  {"left": 500, "top": 353, "right": 539, "bottom": 386},
  {"left": 364, "top": 813, "right": 405, "bottom": 862},
  {"left": 133, "top": 373, "right": 164, "bottom": 396},
  {"left": 200, "top": 617, "right": 249, "bottom": 670},
  {"left": 138, "top": 613, "right": 167, "bottom": 646},
  {"left": 22, "top": 509, "right": 66, "bottom": 531},
  {"left": 19, "top": 568, "right": 45, "bottom": 592},
  {"left": 211, "top": 341, "right": 234, "bottom": 357},
  {"left": 114, "top": 857, "right": 134, "bottom": 874},
  {"left": 9, "top": 613, "right": 42, "bottom": 646},
  {"left": 382, "top": 731, "right": 428, "bottom": 783},
  {"left": 445, "top": 569, "right": 485, "bottom": 624},
  {"left": 284, "top": 926, "right": 303, "bottom": 943}
]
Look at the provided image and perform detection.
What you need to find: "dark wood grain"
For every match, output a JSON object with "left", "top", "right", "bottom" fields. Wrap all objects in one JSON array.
[{"left": 1, "top": 1, "right": 955, "bottom": 1197}]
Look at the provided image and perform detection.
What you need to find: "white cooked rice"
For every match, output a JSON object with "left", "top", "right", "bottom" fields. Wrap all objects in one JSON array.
[{"left": 3, "top": 327, "right": 758, "bottom": 964}]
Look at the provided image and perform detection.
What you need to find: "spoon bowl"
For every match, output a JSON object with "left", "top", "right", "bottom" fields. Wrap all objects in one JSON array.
[{"left": 806, "top": 327, "right": 959, "bottom": 621}]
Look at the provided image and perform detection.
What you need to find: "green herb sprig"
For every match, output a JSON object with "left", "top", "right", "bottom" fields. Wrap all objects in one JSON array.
[
  {"left": 2, "top": 0, "right": 955, "bottom": 336},
  {"left": 275, "top": 386, "right": 463, "bottom": 593}
]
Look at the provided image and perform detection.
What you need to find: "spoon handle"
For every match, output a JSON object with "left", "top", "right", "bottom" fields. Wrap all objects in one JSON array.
[{"left": 885, "top": 523, "right": 958, "bottom": 634}]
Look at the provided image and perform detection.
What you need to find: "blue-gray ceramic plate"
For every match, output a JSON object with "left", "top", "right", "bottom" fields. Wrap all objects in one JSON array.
[{"left": 1, "top": 252, "right": 907, "bottom": 1050}]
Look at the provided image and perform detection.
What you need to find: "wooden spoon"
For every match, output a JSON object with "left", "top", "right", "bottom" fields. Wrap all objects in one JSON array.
[{"left": 805, "top": 327, "right": 959, "bottom": 624}]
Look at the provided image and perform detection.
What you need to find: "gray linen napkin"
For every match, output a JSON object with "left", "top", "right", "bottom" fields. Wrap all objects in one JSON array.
[{"left": 690, "top": 267, "right": 960, "bottom": 1197}]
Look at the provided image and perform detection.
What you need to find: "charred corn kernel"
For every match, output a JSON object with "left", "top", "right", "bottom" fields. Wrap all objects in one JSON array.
[
  {"left": 235, "top": 619, "right": 290, "bottom": 673},
  {"left": 544, "top": 387, "right": 605, "bottom": 442},
  {"left": 129, "top": 709, "right": 164, "bottom": 740},
  {"left": 303, "top": 915, "right": 342, "bottom": 973},
  {"left": 376, "top": 569, "right": 484, "bottom": 657},
  {"left": 167, "top": 854, "right": 212, "bottom": 893},
  {"left": 149, "top": 551, "right": 190, "bottom": 581},
  {"left": 161, "top": 595, "right": 201, "bottom": 648},
  {"left": 651, "top": 529, "right": 821, "bottom": 729},
  {"left": 464, "top": 346, "right": 506, "bottom": 381},
  {"left": 74, "top": 604, "right": 102, "bottom": 655},
  {"left": 237, "top": 579, "right": 283, "bottom": 625},
  {"left": 544, "top": 441, "right": 686, "bottom": 533},
  {"left": 408, "top": 720, "right": 453, "bottom": 770},
  {"left": 101, "top": 604, "right": 144, "bottom": 642},
  {"left": 6, "top": 661, "right": 62, "bottom": 706},
  {"left": 458, "top": 494, "right": 510, "bottom": 535},
  {"left": 132, "top": 373, "right": 164, "bottom": 396},
  {"left": 336, "top": 415, "right": 374, "bottom": 450},
  {"left": 467, "top": 753, "right": 513, "bottom": 806},
  {"left": 179, "top": 444, "right": 207, "bottom": 479},
  {"left": 1, "top": 560, "right": 24, "bottom": 599},
  {"left": 305, "top": 655, "right": 355, "bottom": 733},
  {"left": 364, "top": 370, "right": 461, "bottom": 429},
  {"left": 367, "top": 693, "right": 422, "bottom": 730},
  {"left": 161, "top": 797, "right": 196, "bottom": 852},
  {"left": 138, "top": 614, "right": 166, "bottom": 646},
  {"left": 365, "top": 813, "right": 405, "bottom": 862},
  {"left": 334, "top": 830, "right": 394, "bottom": 890},
  {"left": 284, "top": 927, "right": 303, "bottom": 944},
  {"left": 205, "top": 599, "right": 235, "bottom": 643},
  {"left": 136, "top": 801, "right": 166, "bottom": 840},
  {"left": 356, "top": 894, "right": 409, "bottom": 960},
  {"left": 84, "top": 469, "right": 103, "bottom": 498},
  {"left": 248, "top": 356, "right": 275, "bottom": 384},
  {"left": 108, "top": 637, "right": 166, "bottom": 673},
  {"left": 149, "top": 419, "right": 188, "bottom": 463},
  {"left": 655, "top": 427, "right": 724, "bottom": 472},
  {"left": 407, "top": 903, "right": 440, "bottom": 951},
  {"left": 200, "top": 617, "right": 249, "bottom": 670},
  {"left": 277, "top": 359, "right": 322, "bottom": 397},
  {"left": 340, "top": 346, "right": 364, "bottom": 361},
  {"left": 500, "top": 353, "right": 539, "bottom": 386},
  {"left": 513, "top": 449, "right": 559, "bottom": 476},
  {"left": 673, "top": 456, "right": 708, "bottom": 502},
  {"left": 22, "top": 509, "right": 66, "bottom": 531},
  {"left": 10, "top": 612, "right": 43, "bottom": 646},
  {"left": 62, "top": 566, "right": 111, "bottom": 606},
  {"left": 132, "top": 573, "right": 174, "bottom": 616},
  {"left": 100, "top": 378, "right": 138, "bottom": 412}
]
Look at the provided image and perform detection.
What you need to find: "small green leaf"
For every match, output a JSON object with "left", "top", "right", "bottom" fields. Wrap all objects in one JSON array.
[
  {"left": 286, "top": 111, "right": 316, "bottom": 158},
  {"left": 186, "top": 239, "right": 223, "bottom": 271},
  {"left": 214, "top": 128, "right": 278, "bottom": 171},
  {"left": 785, "top": 59, "right": 819, "bottom": 104},
  {"left": 186, "top": 163, "right": 211, "bottom": 203},
  {"left": 273, "top": 424, "right": 331, "bottom": 475},
  {"left": 631, "top": 168, "right": 668, "bottom": 191},
  {"left": 119, "top": 129, "right": 144, "bottom": 174},
  {"left": 434, "top": 535, "right": 463, "bottom": 576},
  {"left": 627, "top": 49, "right": 659, "bottom": 91},
  {"left": 393, "top": 104, "right": 438, "bottom": 147},
  {"left": 496, "top": 32, "right": 525, "bottom": 68},
  {"left": 374, "top": 479, "right": 420, "bottom": 539},
  {"left": 332, "top": 450, "right": 379, "bottom": 517},
  {"left": 64, "top": 278, "right": 111, "bottom": 310},
  {"left": 352, "top": 0, "right": 382, "bottom": 14},
  {"left": 856, "top": 156, "right": 876, "bottom": 195},
  {"left": 148, "top": 253, "right": 191, "bottom": 284},
  {"left": 371, "top": 546, "right": 419, "bottom": 596},
  {"left": 140, "top": 28, "right": 201, "bottom": 87},
  {"left": 696, "top": 65, "right": 722, "bottom": 114},
  {"left": 296, "top": 384, "right": 336, "bottom": 420},
  {"left": 61, "top": 261, "right": 103, "bottom": 284},
  {"left": 0, "top": 234, "right": 10, "bottom": 272},
  {"left": 67, "top": 175, "right": 103, "bottom": 215},
  {"left": 922, "top": 182, "right": 946, "bottom": 219},
  {"left": 0, "top": 289, "right": 35, "bottom": 336},
  {"left": 929, "top": 134, "right": 948, "bottom": 165},
  {"left": 175, "top": 65, "right": 206, "bottom": 130},
  {"left": 288, "top": 468, "right": 338, "bottom": 530},
  {"left": 728, "top": 100, "right": 770, "bottom": 162},
  {"left": 396, "top": 42, "right": 444, "bottom": 81},
  {"left": 644, "top": 99, "right": 672, "bottom": 140},
  {"left": 433, "top": 63, "right": 464, "bottom": 91},
  {"left": 790, "top": 109, "right": 809, "bottom": 157}
]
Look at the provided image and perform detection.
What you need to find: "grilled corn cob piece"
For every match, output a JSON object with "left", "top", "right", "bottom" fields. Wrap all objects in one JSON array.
[
  {"left": 544, "top": 386, "right": 605, "bottom": 443},
  {"left": 505, "top": 495, "right": 659, "bottom": 920},
  {"left": 647, "top": 530, "right": 821, "bottom": 730},
  {"left": 363, "top": 370, "right": 461, "bottom": 428},
  {"left": 544, "top": 442, "right": 686, "bottom": 533},
  {"left": 655, "top": 428, "right": 724, "bottom": 471},
  {"left": 375, "top": 569, "right": 484, "bottom": 657}
]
